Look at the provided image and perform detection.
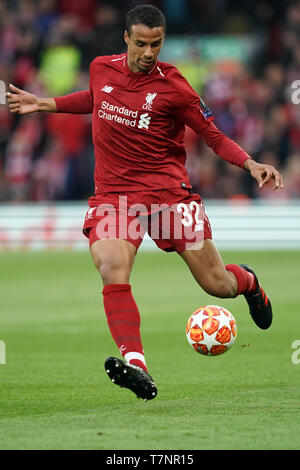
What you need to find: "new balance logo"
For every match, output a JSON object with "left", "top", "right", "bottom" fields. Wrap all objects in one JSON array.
[
  {"left": 101, "top": 85, "right": 114, "bottom": 94},
  {"left": 138, "top": 113, "right": 151, "bottom": 130}
]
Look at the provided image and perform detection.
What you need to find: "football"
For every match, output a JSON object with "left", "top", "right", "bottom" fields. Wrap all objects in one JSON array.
[{"left": 186, "top": 305, "right": 237, "bottom": 356}]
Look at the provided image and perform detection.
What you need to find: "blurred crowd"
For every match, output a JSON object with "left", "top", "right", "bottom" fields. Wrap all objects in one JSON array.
[{"left": 0, "top": 0, "right": 299, "bottom": 201}]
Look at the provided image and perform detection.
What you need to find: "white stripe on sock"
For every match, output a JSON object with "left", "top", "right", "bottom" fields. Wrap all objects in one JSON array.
[{"left": 124, "top": 352, "right": 146, "bottom": 366}]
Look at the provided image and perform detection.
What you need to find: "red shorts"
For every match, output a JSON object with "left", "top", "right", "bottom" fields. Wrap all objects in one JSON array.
[{"left": 83, "top": 188, "right": 212, "bottom": 253}]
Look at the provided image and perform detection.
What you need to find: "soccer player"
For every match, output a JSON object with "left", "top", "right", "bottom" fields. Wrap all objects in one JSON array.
[{"left": 7, "top": 4, "right": 283, "bottom": 401}]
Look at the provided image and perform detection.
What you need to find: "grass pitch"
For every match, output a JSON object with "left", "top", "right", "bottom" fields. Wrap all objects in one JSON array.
[{"left": 0, "top": 249, "right": 299, "bottom": 450}]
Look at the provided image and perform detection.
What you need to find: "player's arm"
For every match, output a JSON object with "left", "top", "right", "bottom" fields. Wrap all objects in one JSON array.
[
  {"left": 171, "top": 68, "right": 283, "bottom": 191},
  {"left": 200, "top": 122, "right": 283, "bottom": 191},
  {"left": 6, "top": 84, "right": 93, "bottom": 115},
  {"left": 54, "top": 90, "right": 93, "bottom": 114},
  {"left": 243, "top": 157, "right": 283, "bottom": 190},
  {"left": 6, "top": 84, "right": 57, "bottom": 114}
]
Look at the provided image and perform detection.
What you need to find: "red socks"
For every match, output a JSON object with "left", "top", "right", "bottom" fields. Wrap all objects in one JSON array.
[
  {"left": 225, "top": 264, "right": 257, "bottom": 295},
  {"left": 102, "top": 284, "right": 148, "bottom": 372}
]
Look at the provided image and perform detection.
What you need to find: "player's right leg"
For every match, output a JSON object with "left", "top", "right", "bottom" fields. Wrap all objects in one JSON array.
[{"left": 88, "top": 233, "right": 157, "bottom": 400}]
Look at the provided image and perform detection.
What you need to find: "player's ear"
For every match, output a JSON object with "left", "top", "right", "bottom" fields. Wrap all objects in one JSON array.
[{"left": 124, "top": 30, "right": 129, "bottom": 45}]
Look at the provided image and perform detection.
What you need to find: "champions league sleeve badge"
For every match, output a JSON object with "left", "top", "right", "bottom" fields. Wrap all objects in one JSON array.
[{"left": 199, "top": 97, "right": 213, "bottom": 120}]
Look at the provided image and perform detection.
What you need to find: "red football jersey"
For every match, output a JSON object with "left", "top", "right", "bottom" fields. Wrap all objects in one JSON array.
[
  {"left": 54, "top": 54, "right": 251, "bottom": 197},
  {"left": 56, "top": 54, "right": 214, "bottom": 193}
]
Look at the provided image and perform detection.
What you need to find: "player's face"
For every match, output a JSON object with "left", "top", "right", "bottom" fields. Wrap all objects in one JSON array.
[{"left": 124, "top": 24, "right": 165, "bottom": 73}]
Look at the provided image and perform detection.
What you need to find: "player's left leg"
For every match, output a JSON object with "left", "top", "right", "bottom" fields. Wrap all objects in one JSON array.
[{"left": 180, "top": 239, "right": 272, "bottom": 329}]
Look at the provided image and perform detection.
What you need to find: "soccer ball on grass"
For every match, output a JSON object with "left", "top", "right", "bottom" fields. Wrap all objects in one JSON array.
[{"left": 186, "top": 305, "right": 237, "bottom": 356}]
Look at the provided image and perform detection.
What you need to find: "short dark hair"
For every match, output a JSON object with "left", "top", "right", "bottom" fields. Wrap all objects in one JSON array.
[{"left": 126, "top": 4, "right": 166, "bottom": 36}]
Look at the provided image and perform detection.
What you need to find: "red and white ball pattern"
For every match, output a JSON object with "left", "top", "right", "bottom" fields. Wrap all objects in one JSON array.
[{"left": 186, "top": 305, "right": 237, "bottom": 356}]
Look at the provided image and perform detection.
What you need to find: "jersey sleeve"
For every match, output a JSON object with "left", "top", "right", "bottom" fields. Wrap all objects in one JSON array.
[
  {"left": 199, "top": 121, "right": 252, "bottom": 168},
  {"left": 170, "top": 68, "right": 214, "bottom": 133},
  {"left": 54, "top": 60, "right": 94, "bottom": 114},
  {"left": 169, "top": 67, "right": 251, "bottom": 169},
  {"left": 54, "top": 90, "right": 93, "bottom": 114}
]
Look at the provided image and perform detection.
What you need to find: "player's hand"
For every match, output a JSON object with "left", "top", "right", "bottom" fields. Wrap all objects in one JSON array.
[
  {"left": 6, "top": 84, "right": 39, "bottom": 114},
  {"left": 244, "top": 159, "right": 284, "bottom": 191}
]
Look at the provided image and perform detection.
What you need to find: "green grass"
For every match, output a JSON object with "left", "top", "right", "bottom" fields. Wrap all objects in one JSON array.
[{"left": 0, "top": 249, "right": 299, "bottom": 450}]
